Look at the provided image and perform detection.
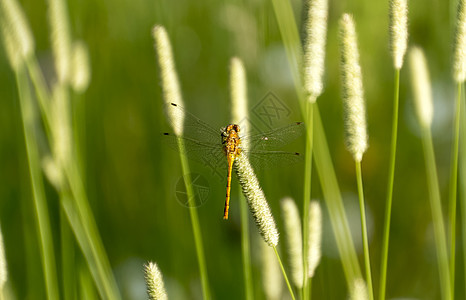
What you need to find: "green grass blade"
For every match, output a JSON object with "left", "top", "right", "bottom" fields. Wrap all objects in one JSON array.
[
  {"left": 421, "top": 128, "right": 452, "bottom": 300},
  {"left": 15, "top": 67, "right": 60, "bottom": 300}
]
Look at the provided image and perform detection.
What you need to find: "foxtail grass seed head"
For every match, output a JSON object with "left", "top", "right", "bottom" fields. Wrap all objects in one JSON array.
[
  {"left": 280, "top": 197, "right": 303, "bottom": 287},
  {"left": 0, "top": 225, "right": 7, "bottom": 290},
  {"left": 303, "top": 0, "right": 328, "bottom": 100},
  {"left": 350, "top": 278, "right": 368, "bottom": 300},
  {"left": 0, "top": 0, "right": 35, "bottom": 61},
  {"left": 152, "top": 25, "right": 185, "bottom": 136},
  {"left": 339, "top": 14, "right": 368, "bottom": 162},
  {"left": 307, "top": 200, "right": 322, "bottom": 278},
  {"left": 51, "top": 85, "right": 71, "bottom": 165},
  {"left": 261, "top": 241, "right": 283, "bottom": 300},
  {"left": 48, "top": 0, "right": 72, "bottom": 84},
  {"left": 389, "top": 0, "right": 408, "bottom": 70},
  {"left": 408, "top": 47, "right": 433, "bottom": 129},
  {"left": 235, "top": 152, "right": 279, "bottom": 246},
  {"left": 454, "top": 0, "right": 466, "bottom": 82},
  {"left": 42, "top": 156, "right": 64, "bottom": 191},
  {"left": 0, "top": 21, "right": 22, "bottom": 71},
  {"left": 70, "top": 40, "right": 91, "bottom": 93},
  {"left": 144, "top": 261, "right": 168, "bottom": 300},
  {"left": 230, "top": 57, "right": 249, "bottom": 149}
]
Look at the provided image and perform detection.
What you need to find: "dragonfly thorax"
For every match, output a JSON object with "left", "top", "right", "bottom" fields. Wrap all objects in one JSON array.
[{"left": 222, "top": 124, "right": 242, "bottom": 158}]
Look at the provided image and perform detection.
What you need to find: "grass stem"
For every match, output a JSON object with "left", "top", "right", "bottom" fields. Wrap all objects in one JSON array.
[
  {"left": 448, "top": 82, "right": 462, "bottom": 298},
  {"left": 379, "top": 68, "right": 401, "bottom": 300},
  {"left": 239, "top": 189, "right": 254, "bottom": 300},
  {"left": 273, "top": 246, "right": 296, "bottom": 300},
  {"left": 355, "top": 161, "right": 373, "bottom": 300},
  {"left": 303, "top": 99, "right": 314, "bottom": 300}
]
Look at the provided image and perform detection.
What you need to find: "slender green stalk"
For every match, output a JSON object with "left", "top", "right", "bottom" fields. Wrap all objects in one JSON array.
[
  {"left": 355, "top": 161, "right": 373, "bottom": 300},
  {"left": 379, "top": 68, "right": 401, "bottom": 300},
  {"left": 448, "top": 82, "right": 462, "bottom": 298},
  {"left": 421, "top": 127, "right": 452, "bottom": 300},
  {"left": 61, "top": 206, "right": 77, "bottom": 300},
  {"left": 273, "top": 246, "right": 296, "bottom": 300},
  {"left": 460, "top": 85, "right": 466, "bottom": 296},
  {"left": 303, "top": 99, "right": 314, "bottom": 300},
  {"left": 177, "top": 141, "right": 211, "bottom": 300},
  {"left": 239, "top": 189, "right": 253, "bottom": 300},
  {"left": 15, "top": 68, "right": 60, "bottom": 300},
  {"left": 269, "top": 0, "right": 361, "bottom": 286}
]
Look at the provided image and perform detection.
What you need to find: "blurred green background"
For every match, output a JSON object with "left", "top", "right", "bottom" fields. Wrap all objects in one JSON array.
[{"left": 0, "top": 0, "right": 464, "bottom": 299}]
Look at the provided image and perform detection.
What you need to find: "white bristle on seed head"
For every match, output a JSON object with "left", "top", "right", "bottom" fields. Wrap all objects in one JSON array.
[
  {"left": 303, "top": 0, "right": 328, "bottom": 100},
  {"left": 144, "top": 261, "right": 168, "bottom": 300},
  {"left": 235, "top": 152, "right": 279, "bottom": 246},
  {"left": 408, "top": 47, "right": 433, "bottom": 129},
  {"left": 152, "top": 25, "right": 185, "bottom": 136},
  {"left": 307, "top": 200, "right": 322, "bottom": 278},
  {"left": 339, "top": 14, "right": 368, "bottom": 162},
  {"left": 454, "top": 0, "right": 466, "bottom": 82},
  {"left": 389, "top": 0, "right": 408, "bottom": 69},
  {"left": 280, "top": 197, "right": 303, "bottom": 287},
  {"left": 0, "top": 0, "right": 35, "bottom": 62}
]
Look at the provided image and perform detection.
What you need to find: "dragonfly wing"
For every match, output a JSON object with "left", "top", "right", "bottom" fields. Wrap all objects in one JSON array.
[
  {"left": 242, "top": 122, "right": 305, "bottom": 151},
  {"left": 243, "top": 150, "right": 304, "bottom": 171},
  {"left": 164, "top": 102, "right": 221, "bottom": 144},
  {"left": 162, "top": 133, "right": 227, "bottom": 174}
]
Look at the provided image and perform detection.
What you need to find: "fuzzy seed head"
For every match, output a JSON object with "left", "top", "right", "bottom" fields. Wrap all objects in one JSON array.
[
  {"left": 42, "top": 156, "right": 64, "bottom": 191},
  {"left": 339, "top": 14, "right": 368, "bottom": 162},
  {"left": 408, "top": 47, "right": 433, "bottom": 129},
  {"left": 0, "top": 21, "right": 22, "bottom": 70},
  {"left": 280, "top": 197, "right": 303, "bottom": 287},
  {"left": 70, "top": 40, "right": 91, "bottom": 93},
  {"left": 389, "top": 0, "right": 408, "bottom": 69},
  {"left": 350, "top": 278, "right": 368, "bottom": 300},
  {"left": 144, "top": 262, "right": 168, "bottom": 300},
  {"left": 0, "top": 0, "right": 35, "bottom": 61},
  {"left": 0, "top": 225, "right": 7, "bottom": 290},
  {"left": 51, "top": 85, "right": 71, "bottom": 166},
  {"left": 307, "top": 200, "right": 322, "bottom": 278},
  {"left": 454, "top": 0, "right": 466, "bottom": 82},
  {"left": 235, "top": 152, "right": 279, "bottom": 246},
  {"left": 48, "top": 0, "right": 72, "bottom": 84},
  {"left": 230, "top": 57, "right": 250, "bottom": 150},
  {"left": 303, "top": 0, "right": 328, "bottom": 100},
  {"left": 153, "top": 25, "right": 185, "bottom": 136}
]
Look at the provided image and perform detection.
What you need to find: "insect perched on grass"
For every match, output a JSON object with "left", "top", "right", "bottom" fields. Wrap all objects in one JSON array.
[{"left": 163, "top": 102, "right": 304, "bottom": 219}]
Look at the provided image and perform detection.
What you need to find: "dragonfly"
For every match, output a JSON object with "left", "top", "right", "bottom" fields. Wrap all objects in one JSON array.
[{"left": 163, "top": 102, "right": 304, "bottom": 219}]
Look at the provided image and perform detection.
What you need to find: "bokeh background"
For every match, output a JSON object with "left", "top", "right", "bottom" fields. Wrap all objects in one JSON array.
[{"left": 0, "top": 0, "right": 464, "bottom": 299}]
